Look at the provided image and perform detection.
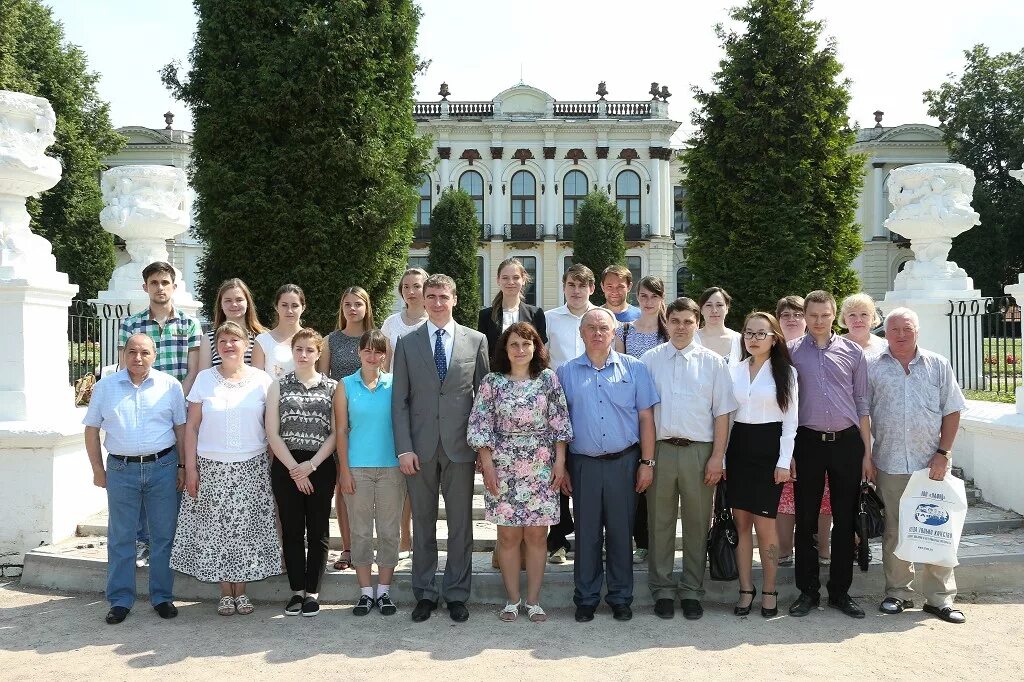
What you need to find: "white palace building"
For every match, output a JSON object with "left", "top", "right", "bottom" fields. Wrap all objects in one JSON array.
[{"left": 104, "top": 83, "right": 949, "bottom": 311}]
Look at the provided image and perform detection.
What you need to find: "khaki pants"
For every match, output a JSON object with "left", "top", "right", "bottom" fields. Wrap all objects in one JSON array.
[
  {"left": 647, "top": 440, "right": 714, "bottom": 601},
  {"left": 875, "top": 469, "right": 957, "bottom": 608},
  {"left": 344, "top": 466, "right": 406, "bottom": 569}
]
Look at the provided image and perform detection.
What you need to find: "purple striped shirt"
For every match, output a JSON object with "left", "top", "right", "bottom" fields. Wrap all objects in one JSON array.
[{"left": 788, "top": 333, "right": 868, "bottom": 432}]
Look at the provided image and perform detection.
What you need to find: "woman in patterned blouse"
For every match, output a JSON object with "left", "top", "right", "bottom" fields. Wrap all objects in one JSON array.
[{"left": 265, "top": 328, "right": 338, "bottom": 617}]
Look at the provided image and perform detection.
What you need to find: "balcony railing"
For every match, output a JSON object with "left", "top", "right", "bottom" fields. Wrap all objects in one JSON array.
[
  {"left": 606, "top": 101, "right": 651, "bottom": 117},
  {"left": 480, "top": 223, "right": 491, "bottom": 241},
  {"left": 414, "top": 98, "right": 660, "bottom": 121},
  {"left": 503, "top": 223, "right": 543, "bottom": 241},
  {"left": 625, "top": 223, "right": 652, "bottom": 240},
  {"left": 553, "top": 102, "right": 598, "bottom": 117},
  {"left": 556, "top": 223, "right": 574, "bottom": 241},
  {"left": 412, "top": 103, "right": 442, "bottom": 117}
]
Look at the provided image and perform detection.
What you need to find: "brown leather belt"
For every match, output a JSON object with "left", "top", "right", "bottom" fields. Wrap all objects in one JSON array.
[{"left": 659, "top": 437, "right": 694, "bottom": 448}]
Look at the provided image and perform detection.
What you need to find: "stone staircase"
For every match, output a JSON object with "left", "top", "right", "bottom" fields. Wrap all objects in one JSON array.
[{"left": 20, "top": 474, "right": 1024, "bottom": 608}]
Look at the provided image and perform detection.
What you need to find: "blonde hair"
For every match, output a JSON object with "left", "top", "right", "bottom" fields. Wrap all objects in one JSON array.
[
  {"left": 838, "top": 292, "right": 881, "bottom": 329},
  {"left": 214, "top": 320, "right": 248, "bottom": 344},
  {"left": 335, "top": 286, "right": 376, "bottom": 332}
]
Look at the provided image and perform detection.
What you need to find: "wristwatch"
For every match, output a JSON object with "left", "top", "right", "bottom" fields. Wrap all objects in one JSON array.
[
  {"left": 936, "top": 448, "right": 951, "bottom": 460},
  {"left": 310, "top": 462, "right": 318, "bottom": 472},
  {"left": 639, "top": 459, "right": 656, "bottom": 467}
]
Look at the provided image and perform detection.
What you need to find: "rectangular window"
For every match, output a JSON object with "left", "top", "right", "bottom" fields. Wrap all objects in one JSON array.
[
  {"left": 477, "top": 256, "right": 485, "bottom": 302},
  {"left": 519, "top": 256, "right": 537, "bottom": 306},
  {"left": 673, "top": 185, "right": 690, "bottom": 234},
  {"left": 626, "top": 256, "right": 642, "bottom": 305},
  {"left": 408, "top": 255, "right": 429, "bottom": 271}
]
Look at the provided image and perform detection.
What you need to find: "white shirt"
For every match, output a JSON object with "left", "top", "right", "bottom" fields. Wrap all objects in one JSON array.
[
  {"left": 381, "top": 311, "right": 426, "bottom": 351},
  {"left": 501, "top": 307, "right": 520, "bottom": 332},
  {"left": 426, "top": 318, "right": 456, "bottom": 368},
  {"left": 640, "top": 340, "right": 737, "bottom": 442},
  {"left": 187, "top": 366, "right": 273, "bottom": 462},
  {"left": 546, "top": 303, "right": 595, "bottom": 369},
  {"left": 730, "top": 359, "right": 799, "bottom": 468},
  {"left": 255, "top": 331, "right": 295, "bottom": 379},
  {"left": 696, "top": 328, "right": 743, "bottom": 366}
]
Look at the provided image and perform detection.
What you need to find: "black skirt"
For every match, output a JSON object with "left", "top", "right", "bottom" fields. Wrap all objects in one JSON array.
[{"left": 725, "top": 421, "right": 784, "bottom": 518}]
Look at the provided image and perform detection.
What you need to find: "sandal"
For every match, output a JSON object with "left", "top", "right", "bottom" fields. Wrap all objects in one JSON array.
[
  {"left": 217, "top": 596, "right": 235, "bottom": 616},
  {"left": 499, "top": 600, "right": 521, "bottom": 622},
  {"left": 818, "top": 556, "right": 831, "bottom": 566},
  {"left": 234, "top": 594, "right": 255, "bottom": 615},
  {"left": 525, "top": 603, "right": 547, "bottom": 623},
  {"left": 734, "top": 586, "right": 757, "bottom": 617},
  {"left": 333, "top": 549, "right": 352, "bottom": 571},
  {"left": 778, "top": 554, "right": 793, "bottom": 567}
]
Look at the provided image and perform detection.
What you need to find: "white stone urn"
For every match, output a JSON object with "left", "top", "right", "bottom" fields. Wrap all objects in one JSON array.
[
  {"left": 0, "top": 90, "right": 66, "bottom": 284},
  {"left": 884, "top": 163, "right": 981, "bottom": 297},
  {"left": 95, "top": 164, "right": 198, "bottom": 311}
]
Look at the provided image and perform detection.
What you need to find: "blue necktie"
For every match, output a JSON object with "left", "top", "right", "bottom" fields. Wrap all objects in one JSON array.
[{"left": 434, "top": 328, "right": 447, "bottom": 383}]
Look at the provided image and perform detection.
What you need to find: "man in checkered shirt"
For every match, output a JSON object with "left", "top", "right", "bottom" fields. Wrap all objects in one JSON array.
[{"left": 117, "top": 261, "right": 201, "bottom": 566}]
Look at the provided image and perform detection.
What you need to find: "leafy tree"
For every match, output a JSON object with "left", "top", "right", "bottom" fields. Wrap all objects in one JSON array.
[
  {"left": 0, "top": 0, "right": 124, "bottom": 300},
  {"left": 571, "top": 191, "right": 626, "bottom": 306},
  {"left": 925, "top": 45, "right": 1024, "bottom": 296},
  {"left": 683, "top": 0, "right": 863, "bottom": 323},
  {"left": 426, "top": 189, "right": 480, "bottom": 327},
  {"left": 162, "top": 0, "right": 430, "bottom": 331}
]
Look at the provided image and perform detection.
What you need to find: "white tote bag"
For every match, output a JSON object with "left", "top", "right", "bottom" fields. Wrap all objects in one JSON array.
[{"left": 894, "top": 468, "right": 968, "bottom": 568}]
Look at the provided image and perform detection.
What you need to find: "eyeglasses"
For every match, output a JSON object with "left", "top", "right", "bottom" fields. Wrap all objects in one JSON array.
[
  {"left": 779, "top": 312, "right": 804, "bottom": 320},
  {"left": 742, "top": 331, "right": 775, "bottom": 340}
]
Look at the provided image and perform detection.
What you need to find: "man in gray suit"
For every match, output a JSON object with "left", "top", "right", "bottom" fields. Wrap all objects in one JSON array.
[{"left": 392, "top": 273, "right": 489, "bottom": 623}]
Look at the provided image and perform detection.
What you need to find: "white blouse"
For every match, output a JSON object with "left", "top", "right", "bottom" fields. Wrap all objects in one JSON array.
[
  {"left": 381, "top": 312, "right": 426, "bottom": 351},
  {"left": 255, "top": 331, "right": 295, "bottom": 379},
  {"left": 730, "top": 359, "right": 799, "bottom": 468},
  {"left": 696, "top": 328, "right": 743, "bottom": 367},
  {"left": 187, "top": 367, "right": 273, "bottom": 463}
]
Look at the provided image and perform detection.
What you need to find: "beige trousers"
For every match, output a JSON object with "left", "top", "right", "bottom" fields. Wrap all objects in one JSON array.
[
  {"left": 343, "top": 466, "right": 406, "bottom": 568},
  {"left": 875, "top": 469, "right": 957, "bottom": 608}
]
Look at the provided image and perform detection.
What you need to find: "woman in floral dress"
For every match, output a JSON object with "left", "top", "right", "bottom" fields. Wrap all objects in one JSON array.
[{"left": 468, "top": 321, "right": 573, "bottom": 623}]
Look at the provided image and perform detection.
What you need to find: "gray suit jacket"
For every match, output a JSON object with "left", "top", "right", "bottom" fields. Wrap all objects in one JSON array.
[{"left": 391, "top": 321, "right": 489, "bottom": 463}]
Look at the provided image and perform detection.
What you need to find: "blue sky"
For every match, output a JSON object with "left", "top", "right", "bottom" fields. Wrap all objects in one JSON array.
[{"left": 44, "top": 0, "right": 1024, "bottom": 141}]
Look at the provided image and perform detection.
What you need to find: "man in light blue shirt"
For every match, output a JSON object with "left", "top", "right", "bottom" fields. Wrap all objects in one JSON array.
[
  {"left": 83, "top": 333, "right": 185, "bottom": 625},
  {"left": 557, "top": 308, "right": 659, "bottom": 623}
]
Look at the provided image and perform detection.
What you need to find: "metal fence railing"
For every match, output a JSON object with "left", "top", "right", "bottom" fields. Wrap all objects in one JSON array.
[
  {"left": 69, "top": 299, "right": 129, "bottom": 404},
  {"left": 948, "top": 296, "right": 1022, "bottom": 396}
]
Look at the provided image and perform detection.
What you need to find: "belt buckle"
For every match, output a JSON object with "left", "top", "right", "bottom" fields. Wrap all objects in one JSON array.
[{"left": 821, "top": 431, "right": 837, "bottom": 442}]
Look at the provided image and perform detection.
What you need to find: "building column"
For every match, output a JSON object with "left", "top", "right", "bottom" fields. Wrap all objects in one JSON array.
[
  {"left": 873, "top": 162, "right": 887, "bottom": 239},
  {"left": 489, "top": 147, "right": 504, "bottom": 240},
  {"left": 648, "top": 157, "right": 662, "bottom": 237},
  {"left": 543, "top": 143, "right": 557, "bottom": 237}
]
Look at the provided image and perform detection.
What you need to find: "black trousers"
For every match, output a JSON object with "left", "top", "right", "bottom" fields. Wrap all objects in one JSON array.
[
  {"left": 547, "top": 491, "right": 574, "bottom": 552},
  {"left": 793, "top": 427, "right": 862, "bottom": 599},
  {"left": 271, "top": 450, "right": 337, "bottom": 593},
  {"left": 633, "top": 492, "right": 648, "bottom": 550}
]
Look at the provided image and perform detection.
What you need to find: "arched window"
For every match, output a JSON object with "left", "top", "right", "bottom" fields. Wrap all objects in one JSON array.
[
  {"left": 510, "top": 170, "right": 536, "bottom": 240},
  {"left": 416, "top": 175, "right": 431, "bottom": 239},
  {"left": 562, "top": 170, "right": 588, "bottom": 239},
  {"left": 676, "top": 266, "right": 692, "bottom": 298},
  {"left": 616, "top": 170, "right": 641, "bottom": 239},
  {"left": 459, "top": 170, "right": 484, "bottom": 226}
]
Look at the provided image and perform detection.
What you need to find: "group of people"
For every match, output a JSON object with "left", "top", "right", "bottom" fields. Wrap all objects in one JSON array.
[{"left": 83, "top": 257, "right": 967, "bottom": 627}]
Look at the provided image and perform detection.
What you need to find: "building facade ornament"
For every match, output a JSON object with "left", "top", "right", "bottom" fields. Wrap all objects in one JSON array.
[
  {"left": 490, "top": 146, "right": 504, "bottom": 160},
  {"left": 596, "top": 146, "right": 610, "bottom": 160},
  {"left": 618, "top": 148, "right": 639, "bottom": 164},
  {"left": 543, "top": 146, "right": 556, "bottom": 160},
  {"left": 437, "top": 146, "right": 451, "bottom": 160},
  {"left": 512, "top": 148, "right": 535, "bottom": 164},
  {"left": 460, "top": 148, "right": 481, "bottom": 164}
]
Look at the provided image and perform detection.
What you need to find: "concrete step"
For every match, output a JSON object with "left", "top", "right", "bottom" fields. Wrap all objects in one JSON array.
[
  {"left": 952, "top": 467, "right": 984, "bottom": 506},
  {"left": 21, "top": 527, "right": 1024, "bottom": 608}
]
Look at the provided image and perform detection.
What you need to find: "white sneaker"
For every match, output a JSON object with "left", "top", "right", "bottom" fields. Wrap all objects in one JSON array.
[
  {"left": 548, "top": 547, "right": 567, "bottom": 565},
  {"left": 135, "top": 542, "right": 150, "bottom": 567}
]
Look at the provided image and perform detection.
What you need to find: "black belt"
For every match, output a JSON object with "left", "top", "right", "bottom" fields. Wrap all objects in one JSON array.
[
  {"left": 659, "top": 437, "right": 694, "bottom": 448},
  {"left": 574, "top": 443, "right": 640, "bottom": 461},
  {"left": 108, "top": 445, "right": 175, "bottom": 463},
  {"left": 798, "top": 426, "right": 858, "bottom": 443}
]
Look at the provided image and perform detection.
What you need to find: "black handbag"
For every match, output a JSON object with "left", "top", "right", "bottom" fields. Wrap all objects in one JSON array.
[
  {"left": 855, "top": 482, "right": 886, "bottom": 571},
  {"left": 707, "top": 480, "right": 739, "bottom": 581}
]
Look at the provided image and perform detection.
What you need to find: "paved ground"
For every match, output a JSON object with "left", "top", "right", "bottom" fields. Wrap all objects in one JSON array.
[{"left": 1, "top": 580, "right": 1021, "bottom": 680}]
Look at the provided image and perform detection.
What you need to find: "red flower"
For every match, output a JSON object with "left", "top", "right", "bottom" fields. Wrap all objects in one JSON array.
[{"left": 1007, "top": 355, "right": 1018, "bottom": 365}]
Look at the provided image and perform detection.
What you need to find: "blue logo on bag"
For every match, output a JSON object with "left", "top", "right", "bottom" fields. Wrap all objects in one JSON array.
[{"left": 914, "top": 504, "right": 949, "bottom": 526}]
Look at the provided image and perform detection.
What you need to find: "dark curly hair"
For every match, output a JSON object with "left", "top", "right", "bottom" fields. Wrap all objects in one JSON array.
[{"left": 491, "top": 322, "right": 549, "bottom": 378}]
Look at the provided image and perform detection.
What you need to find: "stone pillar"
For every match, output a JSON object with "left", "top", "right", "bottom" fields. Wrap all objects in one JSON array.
[
  {"left": 543, "top": 140, "right": 556, "bottom": 237},
  {"left": 872, "top": 162, "right": 886, "bottom": 239},
  {"left": 489, "top": 146, "right": 504, "bottom": 240},
  {"left": 649, "top": 157, "right": 662, "bottom": 237},
  {"left": 1007, "top": 165, "right": 1024, "bottom": 411},
  {"left": 0, "top": 90, "right": 103, "bottom": 568},
  {"left": 880, "top": 163, "right": 983, "bottom": 369}
]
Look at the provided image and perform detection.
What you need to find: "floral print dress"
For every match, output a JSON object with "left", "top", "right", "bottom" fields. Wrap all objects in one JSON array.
[{"left": 467, "top": 368, "right": 574, "bottom": 526}]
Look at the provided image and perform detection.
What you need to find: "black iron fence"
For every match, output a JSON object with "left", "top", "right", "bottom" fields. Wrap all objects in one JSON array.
[
  {"left": 948, "top": 296, "right": 1022, "bottom": 396},
  {"left": 69, "top": 300, "right": 129, "bottom": 401}
]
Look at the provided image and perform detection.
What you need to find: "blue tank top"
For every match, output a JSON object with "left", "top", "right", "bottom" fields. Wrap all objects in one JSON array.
[{"left": 342, "top": 370, "right": 397, "bottom": 468}]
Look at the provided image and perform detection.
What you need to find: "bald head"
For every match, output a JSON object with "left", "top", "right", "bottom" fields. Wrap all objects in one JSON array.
[
  {"left": 125, "top": 333, "right": 156, "bottom": 352},
  {"left": 123, "top": 333, "right": 156, "bottom": 378},
  {"left": 581, "top": 307, "right": 618, "bottom": 329}
]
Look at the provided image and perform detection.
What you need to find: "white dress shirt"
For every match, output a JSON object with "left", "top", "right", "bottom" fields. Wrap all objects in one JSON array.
[
  {"left": 640, "top": 340, "right": 737, "bottom": 442},
  {"left": 545, "top": 303, "right": 595, "bottom": 369},
  {"left": 426, "top": 318, "right": 457, "bottom": 368},
  {"left": 730, "top": 359, "right": 799, "bottom": 468}
]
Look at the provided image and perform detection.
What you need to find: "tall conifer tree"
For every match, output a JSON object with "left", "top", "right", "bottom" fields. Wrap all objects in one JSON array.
[
  {"left": 426, "top": 189, "right": 480, "bottom": 328},
  {"left": 163, "top": 0, "right": 430, "bottom": 330},
  {"left": 571, "top": 191, "right": 626, "bottom": 307},
  {"left": 683, "top": 0, "right": 863, "bottom": 322}
]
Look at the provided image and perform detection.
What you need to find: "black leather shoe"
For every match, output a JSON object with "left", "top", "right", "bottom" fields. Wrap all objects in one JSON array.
[
  {"left": 153, "top": 602, "right": 178, "bottom": 619},
  {"left": 788, "top": 592, "right": 820, "bottom": 617},
  {"left": 923, "top": 603, "right": 966, "bottom": 624},
  {"left": 680, "top": 599, "right": 703, "bottom": 620},
  {"left": 734, "top": 587, "right": 757, "bottom": 616},
  {"left": 447, "top": 600, "right": 469, "bottom": 622},
  {"left": 611, "top": 604, "right": 632, "bottom": 621},
  {"left": 574, "top": 606, "right": 595, "bottom": 622},
  {"left": 761, "top": 590, "right": 779, "bottom": 618},
  {"left": 105, "top": 606, "right": 130, "bottom": 624},
  {"left": 828, "top": 594, "right": 865, "bottom": 619},
  {"left": 879, "top": 597, "right": 913, "bottom": 614},
  {"left": 654, "top": 598, "right": 674, "bottom": 619},
  {"left": 411, "top": 599, "right": 437, "bottom": 622}
]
